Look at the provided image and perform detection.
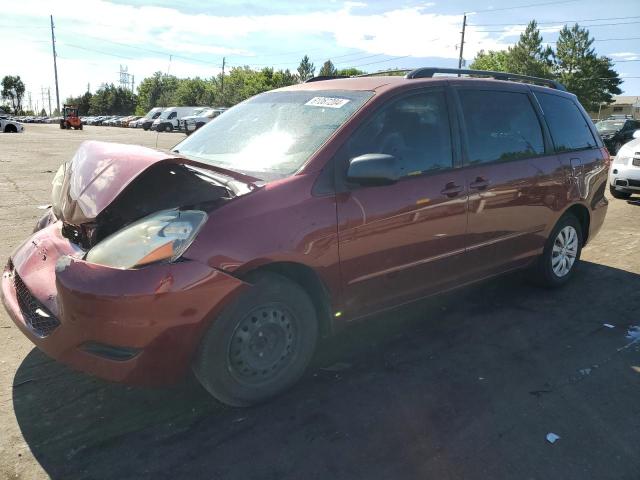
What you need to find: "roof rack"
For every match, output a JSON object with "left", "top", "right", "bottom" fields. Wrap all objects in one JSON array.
[
  {"left": 405, "top": 67, "right": 566, "bottom": 91},
  {"left": 305, "top": 75, "right": 348, "bottom": 83}
]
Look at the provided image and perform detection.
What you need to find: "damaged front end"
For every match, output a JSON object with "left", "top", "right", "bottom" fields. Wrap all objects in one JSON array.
[{"left": 42, "top": 141, "right": 255, "bottom": 256}]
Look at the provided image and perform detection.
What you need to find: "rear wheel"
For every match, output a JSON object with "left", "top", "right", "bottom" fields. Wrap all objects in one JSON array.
[
  {"left": 609, "top": 185, "right": 631, "bottom": 199},
  {"left": 531, "top": 213, "right": 582, "bottom": 288},
  {"left": 4, "top": 124, "right": 17, "bottom": 133},
  {"left": 193, "top": 272, "right": 318, "bottom": 407}
]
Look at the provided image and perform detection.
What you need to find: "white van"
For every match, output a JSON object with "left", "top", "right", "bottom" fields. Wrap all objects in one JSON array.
[
  {"left": 135, "top": 107, "right": 165, "bottom": 130},
  {"left": 151, "top": 106, "right": 199, "bottom": 132}
]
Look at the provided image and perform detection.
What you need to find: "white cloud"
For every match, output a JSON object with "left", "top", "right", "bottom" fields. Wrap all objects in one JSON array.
[
  {"left": 610, "top": 52, "right": 640, "bottom": 60},
  {"left": 5, "top": 0, "right": 513, "bottom": 104}
]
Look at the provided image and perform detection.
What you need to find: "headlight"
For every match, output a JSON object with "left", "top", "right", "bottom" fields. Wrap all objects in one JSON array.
[
  {"left": 85, "top": 209, "right": 207, "bottom": 269},
  {"left": 613, "top": 143, "right": 634, "bottom": 165}
]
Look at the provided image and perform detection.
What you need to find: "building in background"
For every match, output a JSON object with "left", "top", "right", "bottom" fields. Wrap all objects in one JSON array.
[{"left": 590, "top": 96, "right": 640, "bottom": 121}]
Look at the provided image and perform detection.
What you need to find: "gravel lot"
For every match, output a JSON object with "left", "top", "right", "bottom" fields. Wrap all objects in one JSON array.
[{"left": 1, "top": 124, "right": 639, "bottom": 480}]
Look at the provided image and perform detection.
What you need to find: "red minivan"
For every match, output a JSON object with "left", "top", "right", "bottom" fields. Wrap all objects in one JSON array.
[{"left": 2, "top": 69, "right": 609, "bottom": 406}]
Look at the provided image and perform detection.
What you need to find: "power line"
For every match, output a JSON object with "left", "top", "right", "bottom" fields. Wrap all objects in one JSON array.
[
  {"left": 350, "top": 55, "right": 411, "bottom": 68},
  {"left": 469, "top": 15, "right": 640, "bottom": 26},
  {"left": 473, "top": 20, "right": 640, "bottom": 33},
  {"left": 468, "top": 0, "right": 581, "bottom": 14},
  {"left": 61, "top": 42, "right": 135, "bottom": 60}
]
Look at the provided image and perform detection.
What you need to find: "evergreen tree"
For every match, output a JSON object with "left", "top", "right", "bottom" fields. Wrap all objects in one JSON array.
[{"left": 297, "top": 55, "right": 315, "bottom": 82}]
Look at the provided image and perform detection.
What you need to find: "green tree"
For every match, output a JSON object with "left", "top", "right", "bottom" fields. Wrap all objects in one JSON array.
[
  {"left": 65, "top": 90, "right": 93, "bottom": 116},
  {"left": 135, "top": 72, "right": 180, "bottom": 114},
  {"left": 39, "top": 108, "right": 47, "bottom": 116},
  {"left": 89, "top": 84, "right": 136, "bottom": 115},
  {"left": 508, "top": 21, "right": 553, "bottom": 77},
  {"left": 1, "top": 75, "right": 26, "bottom": 113},
  {"left": 336, "top": 67, "right": 366, "bottom": 76},
  {"left": 553, "top": 24, "right": 622, "bottom": 111},
  {"left": 297, "top": 55, "right": 315, "bottom": 82},
  {"left": 470, "top": 50, "right": 511, "bottom": 71},
  {"left": 318, "top": 60, "right": 337, "bottom": 77},
  {"left": 469, "top": 21, "right": 621, "bottom": 111},
  {"left": 174, "top": 77, "right": 214, "bottom": 106}
]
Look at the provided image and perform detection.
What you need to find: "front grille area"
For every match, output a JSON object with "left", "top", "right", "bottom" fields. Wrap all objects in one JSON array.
[
  {"left": 627, "top": 179, "right": 640, "bottom": 188},
  {"left": 13, "top": 273, "right": 60, "bottom": 337}
]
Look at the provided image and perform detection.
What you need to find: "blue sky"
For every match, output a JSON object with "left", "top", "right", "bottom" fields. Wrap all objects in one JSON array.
[{"left": 2, "top": 0, "right": 639, "bottom": 112}]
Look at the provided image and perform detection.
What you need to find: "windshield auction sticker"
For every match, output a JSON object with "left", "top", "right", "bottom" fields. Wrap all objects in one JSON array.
[{"left": 305, "top": 97, "right": 351, "bottom": 108}]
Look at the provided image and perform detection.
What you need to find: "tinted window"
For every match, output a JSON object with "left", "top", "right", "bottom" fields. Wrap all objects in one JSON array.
[
  {"left": 169, "top": 112, "right": 177, "bottom": 119},
  {"left": 347, "top": 91, "right": 453, "bottom": 176},
  {"left": 534, "top": 92, "right": 596, "bottom": 151},
  {"left": 459, "top": 90, "right": 544, "bottom": 164}
]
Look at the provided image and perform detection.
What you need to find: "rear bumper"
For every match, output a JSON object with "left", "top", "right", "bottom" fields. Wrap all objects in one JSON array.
[
  {"left": 609, "top": 162, "right": 640, "bottom": 192},
  {"left": 1, "top": 222, "right": 248, "bottom": 386}
]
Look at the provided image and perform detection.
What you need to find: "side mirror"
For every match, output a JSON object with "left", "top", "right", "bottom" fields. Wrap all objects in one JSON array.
[
  {"left": 633, "top": 129, "right": 640, "bottom": 140},
  {"left": 347, "top": 153, "right": 400, "bottom": 186}
]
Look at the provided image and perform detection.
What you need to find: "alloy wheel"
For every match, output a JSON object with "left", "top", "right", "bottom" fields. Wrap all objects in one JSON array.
[{"left": 551, "top": 225, "right": 578, "bottom": 277}]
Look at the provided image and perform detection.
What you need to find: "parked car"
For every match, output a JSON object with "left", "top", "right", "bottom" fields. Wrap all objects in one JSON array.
[
  {"left": 137, "top": 107, "right": 164, "bottom": 130},
  {"left": 0, "top": 117, "right": 24, "bottom": 133},
  {"left": 182, "top": 107, "right": 227, "bottom": 134},
  {"left": 1, "top": 68, "right": 609, "bottom": 407},
  {"left": 608, "top": 130, "right": 640, "bottom": 199},
  {"left": 596, "top": 118, "right": 640, "bottom": 154},
  {"left": 152, "top": 106, "right": 199, "bottom": 132}
]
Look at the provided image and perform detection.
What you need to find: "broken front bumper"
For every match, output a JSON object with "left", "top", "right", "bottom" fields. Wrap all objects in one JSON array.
[{"left": 1, "top": 222, "right": 247, "bottom": 386}]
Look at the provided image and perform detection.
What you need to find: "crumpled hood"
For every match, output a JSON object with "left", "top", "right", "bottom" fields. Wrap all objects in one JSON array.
[
  {"left": 52, "top": 141, "right": 172, "bottom": 224},
  {"left": 51, "top": 140, "right": 259, "bottom": 225}
]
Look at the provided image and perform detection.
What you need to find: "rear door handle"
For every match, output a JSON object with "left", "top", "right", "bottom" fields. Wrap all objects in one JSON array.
[
  {"left": 440, "top": 182, "right": 464, "bottom": 197},
  {"left": 469, "top": 177, "right": 490, "bottom": 190}
]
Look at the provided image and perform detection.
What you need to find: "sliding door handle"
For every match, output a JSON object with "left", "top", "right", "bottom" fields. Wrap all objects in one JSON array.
[{"left": 470, "top": 177, "right": 490, "bottom": 190}]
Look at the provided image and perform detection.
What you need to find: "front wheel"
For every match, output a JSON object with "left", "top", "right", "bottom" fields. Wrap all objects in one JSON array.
[
  {"left": 165, "top": 123, "right": 173, "bottom": 132},
  {"left": 531, "top": 213, "right": 583, "bottom": 288},
  {"left": 193, "top": 272, "right": 318, "bottom": 407},
  {"left": 609, "top": 185, "right": 631, "bottom": 199}
]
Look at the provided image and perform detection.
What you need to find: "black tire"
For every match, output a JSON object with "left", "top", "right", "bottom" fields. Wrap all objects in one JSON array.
[
  {"left": 4, "top": 124, "right": 17, "bottom": 133},
  {"left": 531, "top": 213, "right": 583, "bottom": 288},
  {"left": 143, "top": 125, "right": 149, "bottom": 131},
  {"left": 609, "top": 185, "right": 632, "bottom": 199},
  {"left": 193, "top": 272, "right": 318, "bottom": 407},
  {"left": 196, "top": 122, "right": 205, "bottom": 130},
  {"left": 59, "top": 121, "right": 65, "bottom": 129},
  {"left": 79, "top": 124, "right": 83, "bottom": 130},
  {"left": 165, "top": 123, "right": 173, "bottom": 132}
]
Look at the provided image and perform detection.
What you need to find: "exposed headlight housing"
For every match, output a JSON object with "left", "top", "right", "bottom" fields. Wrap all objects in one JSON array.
[{"left": 85, "top": 209, "right": 207, "bottom": 269}]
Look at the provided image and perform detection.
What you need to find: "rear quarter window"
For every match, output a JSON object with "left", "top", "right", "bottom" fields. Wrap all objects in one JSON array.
[{"left": 534, "top": 92, "right": 596, "bottom": 152}]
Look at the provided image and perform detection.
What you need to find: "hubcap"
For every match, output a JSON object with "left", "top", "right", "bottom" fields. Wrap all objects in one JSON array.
[
  {"left": 551, "top": 226, "right": 578, "bottom": 277},
  {"left": 228, "top": 305, "right": 296, "bottom": 384}
]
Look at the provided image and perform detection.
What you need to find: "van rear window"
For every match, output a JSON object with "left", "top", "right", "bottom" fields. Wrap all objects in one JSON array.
[{"left": 534, "top": 92, "right": 596, "bottom": 151}]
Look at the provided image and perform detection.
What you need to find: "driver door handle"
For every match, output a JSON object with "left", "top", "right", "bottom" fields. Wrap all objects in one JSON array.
[{"left": 440, "top": 182, "right": 464, "bottom": 198}]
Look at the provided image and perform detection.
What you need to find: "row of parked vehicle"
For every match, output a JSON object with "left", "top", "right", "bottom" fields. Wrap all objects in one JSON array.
[{"left": 80, "top": 106, "right": 227, "bottom": 134}]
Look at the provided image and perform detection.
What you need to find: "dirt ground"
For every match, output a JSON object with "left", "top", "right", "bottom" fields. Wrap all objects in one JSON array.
[{"left": 1, "top": 124, "right": 639, "bottom": 480}]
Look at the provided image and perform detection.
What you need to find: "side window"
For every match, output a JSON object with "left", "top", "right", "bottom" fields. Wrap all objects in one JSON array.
[
  {"left": 458, "top": 90, "right": 544, "bottom": 164},
  {"left": 534, "top": 92, "right": 596, "bottom": 151},
  {"left": 347, "top": 91, "right": 454, "bottom": 177},
  {"left": 169, "top": 112, "right": 177, "bottom": 119}
]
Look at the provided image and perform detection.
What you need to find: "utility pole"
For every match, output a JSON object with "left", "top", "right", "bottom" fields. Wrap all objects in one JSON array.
[
  {"left": 458, "top": 14, "right": 467, "bottom": 74},
  {"left": 221, "top": 57, "right": 226, "bottom": 105},
  {"left": 131, "top": 75, "right": 135, "bottom": 93},
  {"left": 48, "top": 88, "right": 52, "bottom": 116},
  {"left": 50, "top": 15, "right": 60, "bottom": 114}
]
